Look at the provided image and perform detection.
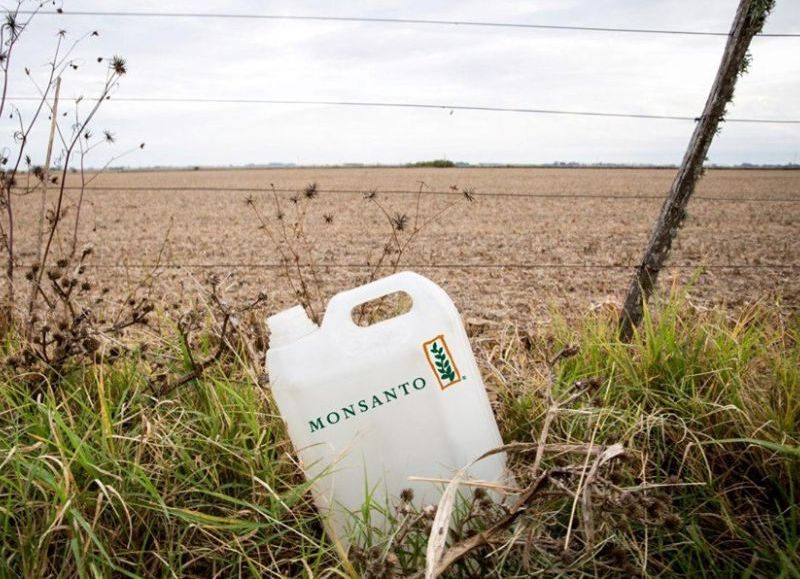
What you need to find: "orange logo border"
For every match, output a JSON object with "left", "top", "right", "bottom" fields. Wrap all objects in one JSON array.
[{"left": 423, "top": 334, "right": 462, "bottom": 390}]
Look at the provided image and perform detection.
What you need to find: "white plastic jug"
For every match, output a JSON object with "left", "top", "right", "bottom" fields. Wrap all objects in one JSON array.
[{"left": 266, "top": 271, "right": 506, "bottom": 543}]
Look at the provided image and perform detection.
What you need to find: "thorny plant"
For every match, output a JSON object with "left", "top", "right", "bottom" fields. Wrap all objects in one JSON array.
[
  {"left": 146, "top": 273, "right": 269, "bottom": 398},
  {"left": 348, "top": 346, "right": 686, "bottom": 578},
  {"left": 0, "top": 2, "right": 146, "bottom": 384},
  {"left": 362, "top": 181, "right": 475, "bottom": 284},
  {"left": 247, "top": 180, "right": 475, "bottom": 324},
  {"left": 247, "top": 182, "right": 327, "bottom": 323}
]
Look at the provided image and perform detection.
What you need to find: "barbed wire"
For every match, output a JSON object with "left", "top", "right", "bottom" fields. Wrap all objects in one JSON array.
[
  {"left": 37, "top": 263, "right": 799, "bottom": 271},
  {"left": 15, "top": 185, "right": 798, "bottom": 203},
  {"left": 18, "top": 9, "right": 800, "bottom": 37},
  {"left": 9, "top": 96, "right": 799, "bottom": 124}
]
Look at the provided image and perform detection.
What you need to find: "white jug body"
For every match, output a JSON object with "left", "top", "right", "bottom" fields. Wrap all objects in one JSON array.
[{"left": 267, "top": 272, "right": 506, "bottom": 542}]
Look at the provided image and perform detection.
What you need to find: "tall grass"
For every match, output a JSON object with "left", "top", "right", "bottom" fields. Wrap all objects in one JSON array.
[
  {"left": 1, "top": 292, "right": 797, "bottom": 576},
  {"left": 487, "top": 292, "right": 798, "bottom": 576},
  {"left": 0, "top": 342, "right": 338, "bottom": 577}
]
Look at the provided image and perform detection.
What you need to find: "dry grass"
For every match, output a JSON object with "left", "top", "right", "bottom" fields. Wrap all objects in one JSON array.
[{"left": 2, "top": 291, "right": 797, "bottom": 577}]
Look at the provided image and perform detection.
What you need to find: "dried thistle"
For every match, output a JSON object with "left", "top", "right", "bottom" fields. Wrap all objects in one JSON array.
[
  {"left": 110, "top": 55, "right": 127, "bottom": 75},
  {"left": 303, "top": 182, "right": 318, "bottom": 199},
  {"left": 4, "top": 13, "right": 22, "bottom": 38},
  {"left": 391, "top": 212, "right": 409, "bottom": 232}
]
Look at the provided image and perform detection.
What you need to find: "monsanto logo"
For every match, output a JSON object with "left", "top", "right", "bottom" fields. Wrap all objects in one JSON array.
[{"left": 423, "top": 335, "right": 462, "bottom": 390}]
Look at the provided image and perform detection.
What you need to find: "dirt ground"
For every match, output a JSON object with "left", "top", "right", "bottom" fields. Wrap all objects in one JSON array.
[{"left": 13, "top": 167, "right": 799, "bottom": 326}]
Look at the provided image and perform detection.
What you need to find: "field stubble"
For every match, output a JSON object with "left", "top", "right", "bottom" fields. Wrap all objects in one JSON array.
[{"left": 13, "top": 167, "right": 799, "bottom": 324}]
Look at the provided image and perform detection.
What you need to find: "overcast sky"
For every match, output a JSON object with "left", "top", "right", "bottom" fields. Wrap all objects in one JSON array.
[{"left": 4, "top": 0, "right": 799, "bottom": 167}]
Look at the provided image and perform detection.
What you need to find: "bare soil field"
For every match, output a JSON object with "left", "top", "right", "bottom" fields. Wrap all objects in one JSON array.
[{"left": 14, "top": 167, "right": 799, "bottom": 324}]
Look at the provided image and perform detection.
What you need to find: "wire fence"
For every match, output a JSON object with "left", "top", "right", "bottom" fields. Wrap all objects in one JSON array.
[
  {"left": 20, "top": 9, "right": 800, "bottom": 37},
  {"left": 6, "top": 6, "right": 799, "bottom": 303},
  {"left": 9, "top": 96, "right": 800, "bottom": 124},
  {"left": 16, "top": 182, "right": 797, "bottom": 275},
  {"left": 29, "top": 183, "right": 795, "bottom": 277},
  {"left": 34, "top": 263, "right": 799, "bottom": 272},
  {"left": 16, "top": 185, "right": 800, "bottom": 203}
]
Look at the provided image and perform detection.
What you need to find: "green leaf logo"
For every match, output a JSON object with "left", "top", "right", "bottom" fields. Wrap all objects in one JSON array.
[{"left": 423, "top": 335, "right": 462, "bottom": 389}]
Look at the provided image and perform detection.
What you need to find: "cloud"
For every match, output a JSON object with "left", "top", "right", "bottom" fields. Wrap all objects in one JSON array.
[{"left": 2, "top": 0, "right": 798, "bottom": 166}]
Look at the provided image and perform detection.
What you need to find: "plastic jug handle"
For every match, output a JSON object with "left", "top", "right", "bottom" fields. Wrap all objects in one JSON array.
[{"left": 322, "top": 271, "right": 434, "bottom": 331}]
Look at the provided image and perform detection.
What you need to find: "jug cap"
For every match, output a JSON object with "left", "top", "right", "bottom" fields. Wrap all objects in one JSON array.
[{"left": 267, "top": 305, "right": 319, "bottom": 348}]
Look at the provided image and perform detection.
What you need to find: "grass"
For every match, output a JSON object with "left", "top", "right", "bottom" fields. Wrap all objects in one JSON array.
[
  {"left": 1, "top": 292, "right": 798, "bottom": 577},
  {"left": 0, "top": 344, "right": 338, "bottom": 577},
  {"left": 488, "top": 293, "right": 799, "bottom": 576}
]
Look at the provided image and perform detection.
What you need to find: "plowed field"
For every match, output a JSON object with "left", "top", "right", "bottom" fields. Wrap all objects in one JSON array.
[{"left": 14, "top": 167, "right": 799, "bottom": 325}]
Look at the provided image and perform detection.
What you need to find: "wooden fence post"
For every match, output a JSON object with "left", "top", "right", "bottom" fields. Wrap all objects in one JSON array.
[{"left": 618, "top": 0, "right": 775, "bottom": 341}]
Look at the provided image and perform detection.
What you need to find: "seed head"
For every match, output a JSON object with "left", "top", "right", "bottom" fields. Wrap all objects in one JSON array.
[
  {"left": 391, "top": 212, "right": 409, "bottom": 232},
  {"left": 4, "top": 13, "right": 22, "bottom": 38},
  {"left": 303, "top": 182, "right": 318, "bottom": 199},
  {"left": 110, "top": 55, "right": 127, "bottom": 75}
]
